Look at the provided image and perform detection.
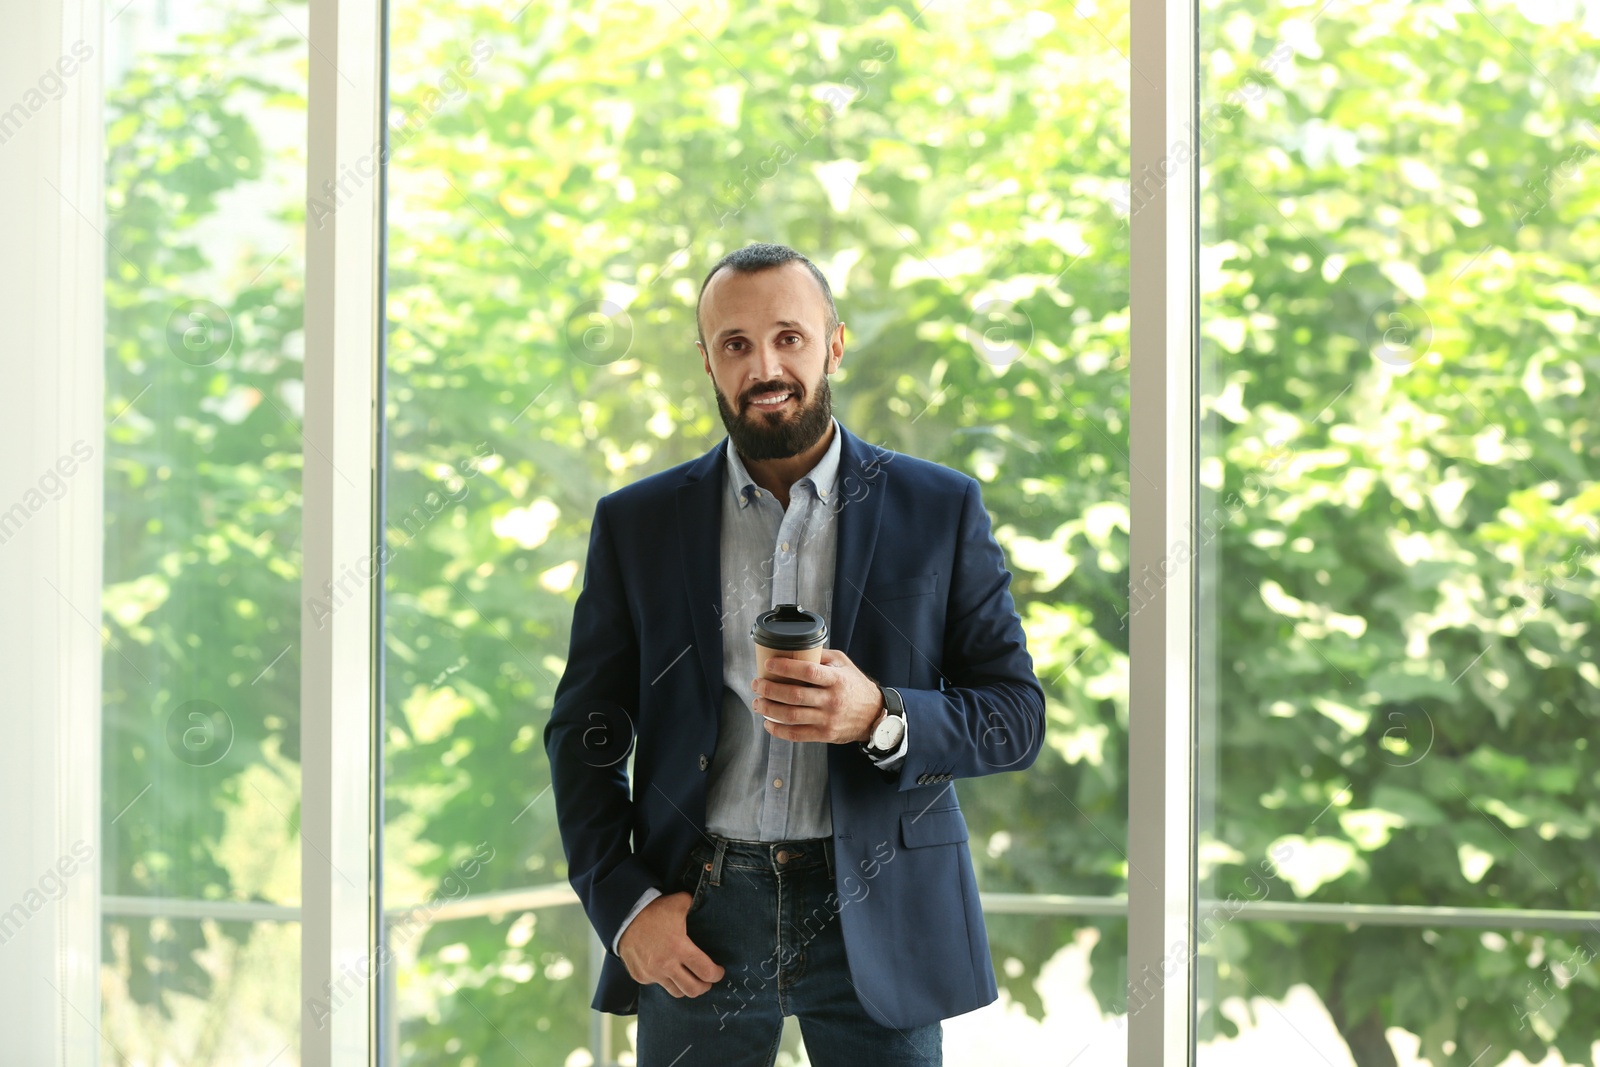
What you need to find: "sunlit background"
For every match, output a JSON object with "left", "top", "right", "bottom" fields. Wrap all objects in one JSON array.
[{"left": 96, "top": 0, "right": 1599, "bottom": 1064}]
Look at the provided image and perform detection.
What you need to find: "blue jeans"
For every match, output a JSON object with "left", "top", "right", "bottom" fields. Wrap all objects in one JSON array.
[{"left": 636, "top": 834, "right": 943, "bottom": 1067}]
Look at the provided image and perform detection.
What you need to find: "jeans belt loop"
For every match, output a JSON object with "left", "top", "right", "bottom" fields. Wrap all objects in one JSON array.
[
  {"left": 824, "top": 836, "right": 835, "bottom": 882},
  {"left": 709, "top": 836, "right": 727, "bottom": 887}
]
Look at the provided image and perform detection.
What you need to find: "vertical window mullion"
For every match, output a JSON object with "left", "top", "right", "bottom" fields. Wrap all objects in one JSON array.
[
  {"left": 303, "top": 1, "right": 383, "bottom": 1063},
  {"left": 1127, "top": 0, "right": 1200, "bottom": 1061}
]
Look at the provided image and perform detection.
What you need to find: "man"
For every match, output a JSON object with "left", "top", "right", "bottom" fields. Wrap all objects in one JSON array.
[{"left": 545, "top": 242, "right": 1045, "bottom": 1066}]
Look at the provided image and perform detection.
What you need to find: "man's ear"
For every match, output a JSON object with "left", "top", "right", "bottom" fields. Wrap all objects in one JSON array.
[{"left": 828, "top": 322, "right": 845, "bottom": 373}]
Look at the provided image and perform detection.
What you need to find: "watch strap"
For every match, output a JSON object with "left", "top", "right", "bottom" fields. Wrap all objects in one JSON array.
[{"left": 862, "top": 684, "right": 906, "bottom": 759}]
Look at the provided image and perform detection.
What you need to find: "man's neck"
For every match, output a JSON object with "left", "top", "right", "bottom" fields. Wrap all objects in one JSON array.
[{"left": 739, "top": 419, "right": 835, "bottom": 509}]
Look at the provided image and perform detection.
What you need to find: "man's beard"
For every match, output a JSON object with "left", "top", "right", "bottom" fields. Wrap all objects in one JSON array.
[{"left": 714, "top": 372, "right": 833, "bottom": 461}]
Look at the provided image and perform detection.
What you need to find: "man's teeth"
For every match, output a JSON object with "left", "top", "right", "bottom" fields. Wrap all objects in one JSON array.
[{"left": 753, "top": 392, "right": 790, "bottom": 406}]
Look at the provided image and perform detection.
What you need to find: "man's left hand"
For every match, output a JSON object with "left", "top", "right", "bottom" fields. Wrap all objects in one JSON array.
[{"left": 754, "top": 648, "right": 882, "bottom": 745}]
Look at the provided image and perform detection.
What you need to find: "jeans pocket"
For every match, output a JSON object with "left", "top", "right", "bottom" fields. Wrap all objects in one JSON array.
[
  {"left": 678, "top": 845, "right": 712, "bottom": 913},
  {"left": 686, "top": 857, "right": 712, "bottom": 916}
]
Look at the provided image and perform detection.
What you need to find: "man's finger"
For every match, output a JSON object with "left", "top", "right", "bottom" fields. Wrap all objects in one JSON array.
[
  {"left": 674, "top": 963, "right": 714, "bottom": 997},
  {"left": 758, "top": 677, "right": 824, "bottom": 709},
  {"left": 758, "top": 698, "right": 820, "bottom": 724},
  {"left": 761, "top": 694, "right": 832, "bottom": 726},
  {"left": 757, "top": 707, "right": 792, "bottom": 727},
  {"left": 658, "top": 975, "right": 687, "bottom": 998},
  {"left": 682, "top": 944, "right": 726, "bottom": 986},
  {"left": 763, "top": 657, "right": 825, "bottom": 686},
  {"left": 763, "top": 719, "right": 828, "bottom": 743}
]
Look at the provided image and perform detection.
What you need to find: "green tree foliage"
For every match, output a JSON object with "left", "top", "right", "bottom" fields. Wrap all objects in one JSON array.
[
  {"left": 1197, "top": 2, "right": 1600, "bottom": 1063},
  {"left": 102, "top": 3, "right": 308, "bottom": 1043}
]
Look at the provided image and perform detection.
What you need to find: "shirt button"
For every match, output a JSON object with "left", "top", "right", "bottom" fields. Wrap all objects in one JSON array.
[
  {"left": 780, "top": 541, "right": 790, "bottom": 552},
  {"left": 773, "top": 777, "right": 783, "bottom": 789},
  {"left": 699, "top": 754, "right": 709, "bottom": 771}
]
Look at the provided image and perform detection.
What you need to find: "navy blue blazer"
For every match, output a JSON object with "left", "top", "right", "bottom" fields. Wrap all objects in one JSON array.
[{"left": 544, "top": 419, "right": 1046, "bottom": 1029}]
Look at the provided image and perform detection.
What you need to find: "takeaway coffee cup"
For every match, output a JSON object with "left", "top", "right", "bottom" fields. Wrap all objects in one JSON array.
[{"left": 751, "top": 604, "right": 828, "bottom": 722}]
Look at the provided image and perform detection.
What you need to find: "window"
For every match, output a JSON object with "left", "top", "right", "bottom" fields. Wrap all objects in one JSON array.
[
  {"left": 99, "top": 2, "right": 308, "bottom": 1063},
  {"left": 3, "top": 0, "right": 1588, "bottom": 1061},
  {"left": 380, "top": 1, "right": 1132, "bottom": 1063},
  {"left": 1197, "top": 1, "right": 1600, "bottom": 1063}
]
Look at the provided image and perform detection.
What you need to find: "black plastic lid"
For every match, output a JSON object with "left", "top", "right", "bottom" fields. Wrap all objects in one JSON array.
[{"left": 751, "top": 603, "right": 828, "bottom": 651}]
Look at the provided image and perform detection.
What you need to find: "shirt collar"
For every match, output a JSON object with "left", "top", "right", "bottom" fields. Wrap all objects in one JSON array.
[{"left": 726, "top": 415, "right": 843, "bottom": 509}]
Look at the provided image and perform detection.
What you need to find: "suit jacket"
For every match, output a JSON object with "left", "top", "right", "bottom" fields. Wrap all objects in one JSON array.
[{"left": 544, "top": 419, "right": 1046, "bottom": 1029}]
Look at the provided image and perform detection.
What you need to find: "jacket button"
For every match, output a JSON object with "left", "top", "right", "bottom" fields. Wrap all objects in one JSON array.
[{"left": 699, "top": 753, "right": 709, "bottom": 771}]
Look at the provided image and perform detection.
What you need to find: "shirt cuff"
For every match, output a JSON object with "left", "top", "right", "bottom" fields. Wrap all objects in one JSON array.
[
  {"left": 866, "top": 711, "right": 909, "bottom": 770},
  {"left": 611, "top": 886, "right": 663, "bottom": 956}
]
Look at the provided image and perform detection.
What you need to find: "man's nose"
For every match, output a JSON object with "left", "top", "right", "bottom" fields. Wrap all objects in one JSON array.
[{"left": 751, "top": 342, "right": 788, "bottom": 385}]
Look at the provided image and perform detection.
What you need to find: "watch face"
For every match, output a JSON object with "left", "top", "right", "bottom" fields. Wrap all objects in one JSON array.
[{"left": 873, "top": 714, "right": 906, "bottom": 750}]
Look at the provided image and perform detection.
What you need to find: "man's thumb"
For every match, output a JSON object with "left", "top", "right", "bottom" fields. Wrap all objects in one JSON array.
[{"left": 683, "top": 944, "right": 725, "bottom": 984}]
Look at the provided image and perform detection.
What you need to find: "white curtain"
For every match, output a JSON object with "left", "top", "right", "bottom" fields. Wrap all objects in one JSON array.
[{"left": 0, "top": 1, "right": 105, "bottom": 1064}]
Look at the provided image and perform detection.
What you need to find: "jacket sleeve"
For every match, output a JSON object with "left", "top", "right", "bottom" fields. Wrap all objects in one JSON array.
[
  {"left": 892, "top": 476, "right": 1046, "bottom": 789},
  {"left": 543, "top": 495, "right": 661, "bottom": 952}
]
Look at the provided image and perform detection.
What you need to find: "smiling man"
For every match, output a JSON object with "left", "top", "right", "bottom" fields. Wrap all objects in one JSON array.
[{"left": 545, "top": 242, "right": 1046, "bottom": 1066}]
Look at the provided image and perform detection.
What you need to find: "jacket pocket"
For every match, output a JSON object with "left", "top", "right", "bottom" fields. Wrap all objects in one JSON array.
[{"left": 900, "top": 804, "right": 969, "bottom": 849}]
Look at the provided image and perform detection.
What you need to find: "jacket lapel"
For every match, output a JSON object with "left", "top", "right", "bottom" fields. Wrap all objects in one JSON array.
[
  {"left": 676, "top": 439, "right": 727, "bottom": 720},
  {"left": 827, "top": 423, "right": 888, "bottom": 658}
]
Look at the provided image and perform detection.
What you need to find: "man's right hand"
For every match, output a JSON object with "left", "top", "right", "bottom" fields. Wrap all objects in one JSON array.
[{"left": 617, "top": 890, "right": 725, "bottom": 997}]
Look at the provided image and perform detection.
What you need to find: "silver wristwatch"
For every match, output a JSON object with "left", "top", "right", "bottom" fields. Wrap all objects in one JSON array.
[{"left": 862, "top": 684, "right": 906, "bottom": 759}]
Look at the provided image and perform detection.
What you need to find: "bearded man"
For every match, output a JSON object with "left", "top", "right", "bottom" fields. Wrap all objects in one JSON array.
[{"left": 545, "top": 242, "right": 1045, "bottom": 1066}]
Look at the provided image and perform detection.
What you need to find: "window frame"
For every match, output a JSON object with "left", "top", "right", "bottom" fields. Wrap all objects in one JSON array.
[
  {"left": 308, "top": 0, "right": 1208, "bottom": 1061},
  {"left": 303, "top": 1, "right": 385, "bottom": 1064},
  {"left": 1126, "top": 0, "right": 1203, "bottom": 1061}
]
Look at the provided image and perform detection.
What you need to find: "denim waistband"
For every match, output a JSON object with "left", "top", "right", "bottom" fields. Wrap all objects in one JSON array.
[{"left": 699, "top": 833, "right": 834, "bottom": 885}]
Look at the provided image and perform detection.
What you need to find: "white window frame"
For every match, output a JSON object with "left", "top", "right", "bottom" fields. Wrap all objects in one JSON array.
[
  {"left": 28, "top": 0, "right": 1590, "bottom": 1061},
  {"left": 1127, "top": 0, "right": 1201, "bottom": 1061},
  {"left": 0, "top": 1, "right": 106, "bottom": 1063},
  {"left": 302, "top": 0, "right": 384, "bottom": 1064},
  {"left": 300, "top": 0, "right": 1205, "bottom": 1062}
]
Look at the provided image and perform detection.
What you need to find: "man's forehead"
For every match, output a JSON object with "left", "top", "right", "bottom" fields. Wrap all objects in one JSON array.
[{"left": 700, "top": 262, "right": 827, "bottom": 333}]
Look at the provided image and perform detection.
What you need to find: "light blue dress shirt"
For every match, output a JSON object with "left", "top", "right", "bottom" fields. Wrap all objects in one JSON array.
[
  {"left": 706, "top": 415, "right": 844, "bottom": 842},
  {"left": 610, "top": 415, "right": 908, "bottom": 954}
]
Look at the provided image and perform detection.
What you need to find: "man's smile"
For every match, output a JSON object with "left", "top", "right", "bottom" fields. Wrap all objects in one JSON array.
[{"left": 748, "top": 390, "right": 795, "bottom": 410}]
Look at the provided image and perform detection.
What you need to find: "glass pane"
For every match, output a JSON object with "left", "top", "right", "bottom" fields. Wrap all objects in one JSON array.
[
  {"left": 1197, "top": 1, "right": 1600, "bottom": 1064},
  {"left": 102, "top": 2, "right": 307, "bottom": 1063},
  {"left": 383, "top": 1, "right": 1131, "bottom": 1063},
  {"left": 100, "top": 913, "right": 300, "bottom": 1063}
]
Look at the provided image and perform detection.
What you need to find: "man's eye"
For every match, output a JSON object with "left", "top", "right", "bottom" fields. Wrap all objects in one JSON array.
[{"left": 782, "top": 334, "right": 801, "bottom": 344}]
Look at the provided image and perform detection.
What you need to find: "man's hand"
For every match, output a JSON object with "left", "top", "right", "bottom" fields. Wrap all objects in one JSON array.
[
  {"left": 617, "top": 891, "right": 725, "bottom": 997},
  {"left": 754, "top": 648, "right": 883, "bottom": 745}
]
